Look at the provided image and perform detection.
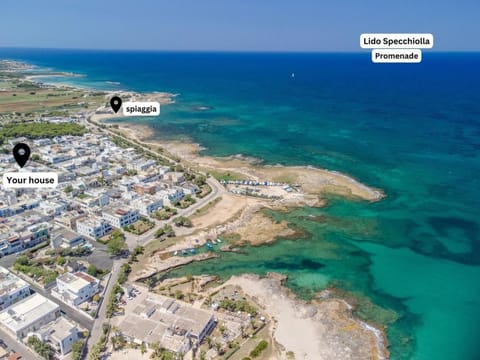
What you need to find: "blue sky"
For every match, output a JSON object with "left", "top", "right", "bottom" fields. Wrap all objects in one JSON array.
[{"left": 1, "top": 0, "right": 479, "bottom": 51}]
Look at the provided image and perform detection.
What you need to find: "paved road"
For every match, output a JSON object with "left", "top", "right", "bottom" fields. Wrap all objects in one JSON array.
[
  {"left": 0, "top": 264, "right": 94, "bottom": 330},
  {"left": 0, "top": 254, "right": 16, "bottom": 269},
  {"left": 86, "top": 111, "right": 227, "bottom": 250},
  {"left": 82, "top": 113, "right": 228, "bottom": 359},
  {"left": 85, "top": 260, "right": 124, "bottom": 358},
  {"left": 0, "top": 327, "right": 41, "bottom": 360},
  {"left": 20, "top": 277, "right": 94, "bottom": 330},
  {"left": 125, "top": 177, "right": 226, "bottom": 248}
]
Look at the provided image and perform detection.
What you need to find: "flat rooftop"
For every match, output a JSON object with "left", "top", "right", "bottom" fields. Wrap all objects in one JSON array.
[
  {"left": 57, "top": 272, "right": 96, "bottom": 292},
  {"left": 41, "top": 316, "right": 77, "bottom": 342},
  {"left": 113, "top": 288, "right": 214, "bottom": 352},
  {"left": 0, "top": 267, "right": 29, "bottom": 298},
  {"left": 0, "top": 293, "right": 59, "bottom": 333},
  {"left": 52, "top": 227, "right": 82, "bottom": 241}
]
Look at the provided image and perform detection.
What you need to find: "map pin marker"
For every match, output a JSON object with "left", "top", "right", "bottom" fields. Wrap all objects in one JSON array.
[
  {"left": 110, "top": 96, "right": 122, "bottom": 113},
  {"left": 13, "top": 143, "right": 31, "bottom": 168}
]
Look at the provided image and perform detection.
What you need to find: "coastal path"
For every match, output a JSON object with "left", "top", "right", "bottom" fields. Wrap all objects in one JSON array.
[{"left": 124, "top": 177, "right": 227, "bottom": 248}]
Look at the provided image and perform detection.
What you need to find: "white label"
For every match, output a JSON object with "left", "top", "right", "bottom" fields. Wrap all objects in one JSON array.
[
  {"left": 360, "top": 33, "right": 433, "bottom": 49},
  {"left": 371, "top": 49, "right": 422, "bottom": 63},
  {"left": 122, "top": 101, "right": 160, "bottom": 116},
  {"left": 2, "top": 172, "right": 58, "bottom": 188}
]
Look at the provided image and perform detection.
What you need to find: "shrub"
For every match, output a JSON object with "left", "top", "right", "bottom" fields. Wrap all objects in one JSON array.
[{"left": 250, "top": 340, "right": 268, "bottom": 358}]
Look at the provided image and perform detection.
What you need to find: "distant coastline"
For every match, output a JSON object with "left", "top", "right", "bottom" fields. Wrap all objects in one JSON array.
[{"left": 1, "top": 57, "right": 388, "bottom": 359}]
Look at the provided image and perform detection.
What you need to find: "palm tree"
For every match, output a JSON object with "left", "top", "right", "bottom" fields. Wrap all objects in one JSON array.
[
  {"left": 205, "top": 336, "right": 213, "bottom": 349},
  {"left": 110, "top": 325, "right": 120, "bottom": 335},
  {"left": 150, "top": 342, "right": 161, "bottom": 359},
  {"left": 240, "top": 324, "right": 245, "bottom": 338}
]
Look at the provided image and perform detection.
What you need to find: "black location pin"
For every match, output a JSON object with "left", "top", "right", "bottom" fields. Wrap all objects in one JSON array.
[
  {"left": 13, "top": 143, "right": 31, "bottom": 168},
  {"left": 110, "top": 96, "right": 122, "bottom": 113}
]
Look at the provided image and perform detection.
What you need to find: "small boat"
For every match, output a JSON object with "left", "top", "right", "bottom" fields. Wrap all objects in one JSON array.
[
  {"left": 206, "top": 243, "right": 213, "bottom": 249},
  {"left": 182, "top": 249, "right": 187, "bottom": 255},
  {"left": 212, "top": 239, "right": 217, "bottom": 244},
  {"left": 190, "top": 248, "right": 196, "bottom": 254},
  {"left": 216, "top": 238, "right": 222, "bottom": 243},
  {"left": 173, "top": 250, "right": 178, "bottom": 256}
]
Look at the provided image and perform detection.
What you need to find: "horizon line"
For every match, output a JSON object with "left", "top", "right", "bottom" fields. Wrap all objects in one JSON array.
[{"left": 1, "top": 46, "right": 479, "bottom": 54}]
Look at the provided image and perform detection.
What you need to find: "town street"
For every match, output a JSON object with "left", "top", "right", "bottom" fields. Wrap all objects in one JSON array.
[
  {"left": 0, "top": 326, "right": 41, "bottom": 360},
  {"left": 14, "top": 274, "right": 94, "bottom": 330},
  {"left": 124, "top": 176, "right": 226, "bottom": 248},
  {"left": 84, "top": 260, "right": 124, "bottom": 359}
]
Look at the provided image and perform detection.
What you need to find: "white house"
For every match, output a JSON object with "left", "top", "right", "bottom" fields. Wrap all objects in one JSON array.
[
  {"left": 31, "top": 317, "right": 79, "bottom": 355},
  {"left": 50, "top": 227, "right": 85, "bottom": 249},
  {"left": 0, "top": 293, "right": 60, "bottom": 338},
  {"left": 53, "top": 272, "right": 99, "bottom": 306},
  {"left": 127, "top": 159, "right": 156, "bottom": 172},
  {"left": 132, "top": 196, "right": 163, "bottom": 216},
  {"left": 76, "top": 217, "right": 112, "bottom": 239},
  {"left": 158, "top": 188, "right": 184, "bottom": 206},
  {"left": 102, "top": 207, "right": 140, "bottom": 228},
  {"left": 0, "top": 267, "right": 31, "bottom": 311}
]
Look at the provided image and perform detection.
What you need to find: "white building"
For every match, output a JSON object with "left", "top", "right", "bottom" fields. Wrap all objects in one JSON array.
[
  {"left": 38, "top": 200, "right": 68, "bottom": 217},
  {"left": 53, "top": 272, "right": 100, "bottom": 306},
  {"left": 158, "top": 188, "right": 184, "bottom": 206},
  {"left": 50, "top": 227, "right": 85, "bottom": 249},
  {"left": 76, "top": 217, "right": 112, "bottom": 239},
  {"left": 0, "top": 267, "right": 31, "bottom": 311},
  {"left": 132, "top": 196, "right": 163, "bottom": 216},
  {"left": 31, "top": 317, "right": 79, "bottom": 355},
  {"left": 127, "top": 159, "right": 156, "bottom": 172},
  {"left": 0, "top": 234, "right": 23, "bottom": 256},
  {"left": 113, "top": 292, "right": 215, "bottom": 355},
  {"left": 102, "top": 207, "right": 140, "bottom": 228},
  {"left": 0, "top": 293, "right": 60, "bottom": 338}
]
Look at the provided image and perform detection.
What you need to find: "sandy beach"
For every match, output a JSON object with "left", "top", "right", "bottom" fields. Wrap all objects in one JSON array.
[{"left": 224, "top": 274, "right": 389, "bottom": 360}]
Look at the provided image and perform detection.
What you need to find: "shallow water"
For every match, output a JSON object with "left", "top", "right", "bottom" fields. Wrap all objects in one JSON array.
[{"left": 2, "top": 49, "right": 479, "bottom": 359}]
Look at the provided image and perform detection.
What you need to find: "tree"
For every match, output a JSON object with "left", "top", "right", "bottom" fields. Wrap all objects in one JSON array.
[
  {"left": 111, "top": 335, "right": 126, "bottom": 351},
  {"left": 156, "top": 224, "right": 175, "bottom": 238},
  {"left": 174, "top": 290, "right": 184, "bottom": 300},
  {"left": 146, "top": 277, "right": 156, "bottom": 290},
  {"left": 64, "top": 185, "right": 73, "bottom": 193},
  {"left": 174, "top": 216, "right": 192, "bottom": 228},
  {"left": 133, "top": 245, "right": 144, "bottom": 256},
  {"left": 250, "top": 340, "right": 268, "bottom": 358},
  {"left": 118, "top": 263, "right": 131, "bottom": 284},
  {"left": 219, "top": 325, "right": 226, "bottom": 335},
  {"left": 87, "top": 264, "right": 100, "bottom": 277},
  {"left": 194, "top": 175, "right": 207, "bottom": 186},
  {"left": 16, "top": 254, "right": 30, "bottom": 266},
  {"left": 107, "top": 234, "right": 126, "bottom": 256},
  {"left": 27, "top": 336, "right": 55, "bottom": 360},
  {"left": 205, "top": 336, "right": 213, "bottom": 349},
  {"left": 71, "top": 340, "right": 84, "bottom": 360},
  {"left": 141, "top": 342, "right": 147, "bottom": 355},
  {"left": 88, "top": 343, "right": 103, "bottom": 360},
  {"left": 56, "top": 256, "right": 66, "bottom": 266},
  {"left": 214, "top": 342, "right": 222, "bottom": 352}
]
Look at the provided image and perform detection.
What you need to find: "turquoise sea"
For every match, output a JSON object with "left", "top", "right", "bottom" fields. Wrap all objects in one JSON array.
[{"left": 1, "top": 49, "right": 479, "bottom": 360}]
